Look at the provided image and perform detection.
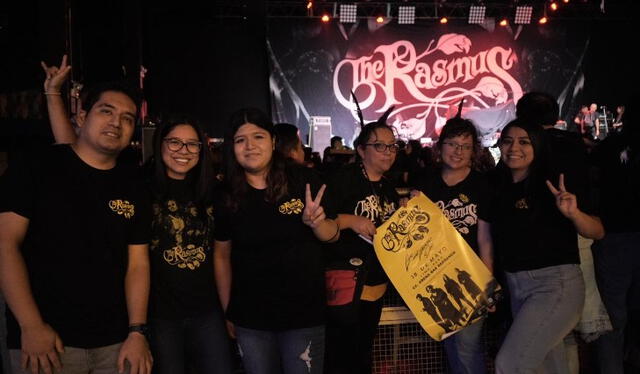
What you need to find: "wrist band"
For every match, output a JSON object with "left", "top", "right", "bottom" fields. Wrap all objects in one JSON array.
[{"left": 44, "top": 92, "right": 61, "bottom": 96}]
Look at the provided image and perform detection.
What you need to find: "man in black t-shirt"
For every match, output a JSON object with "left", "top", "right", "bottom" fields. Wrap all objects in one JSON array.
[{"left": 0, "top": 82, "right": 152, "bottom": 374}]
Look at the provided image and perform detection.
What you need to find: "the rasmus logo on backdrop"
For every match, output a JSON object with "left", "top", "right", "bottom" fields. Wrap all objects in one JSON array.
[{"left": 333, "top": 34, "right": 523, "bottom": 138}]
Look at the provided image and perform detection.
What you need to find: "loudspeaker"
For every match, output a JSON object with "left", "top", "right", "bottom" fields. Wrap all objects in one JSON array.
[{"left": 309, "top": 116, "right": 332, "bottom": 155}]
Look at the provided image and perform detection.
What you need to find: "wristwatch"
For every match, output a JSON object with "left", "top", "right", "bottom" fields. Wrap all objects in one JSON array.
[{"left": 128, "top": 324, "right": 149, "bottom": 337}]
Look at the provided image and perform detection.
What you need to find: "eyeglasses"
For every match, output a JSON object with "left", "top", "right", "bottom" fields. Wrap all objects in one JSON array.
[
  {"left": 365, "top": 142, "right": 400, "bottom": 153},
  {"left": 443, "top": 141, "right": 473, "bottom": 152},
  {"left": 164, "top": 138, "right": 202, "bottom": 153}
]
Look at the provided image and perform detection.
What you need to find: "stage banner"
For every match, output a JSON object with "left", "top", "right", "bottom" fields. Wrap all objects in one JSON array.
[
  {"left": 373, "top": 192, "right": 500, "bottom": 341},
  {"left": 268, "top": 20, "right": 589, "bottom": 146}
]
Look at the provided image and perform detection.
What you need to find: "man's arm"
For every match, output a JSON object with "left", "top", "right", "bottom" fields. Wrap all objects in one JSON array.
[
  {"left": 0, "top": 212, "right": 63, "bottom": 374},
  {"left": 117, "top": 244, "right": 152, "bottom": 374},
  {"left": 41, "top": 55, "right": 77, "bottom": 144}
]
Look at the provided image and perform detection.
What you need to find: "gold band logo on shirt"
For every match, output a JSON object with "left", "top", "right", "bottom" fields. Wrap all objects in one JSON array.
[
  {"left": 515, "top": 198, "right": 529, "bottom": 209},
  {"left": 164, "top": 244, "right": 206, "bottom": 270},
  {"left": 109, "top": 200, "right": 135, "bottom": 218},
  {"left": 279, "top": 199, "right": 304, "bottom": 215}
]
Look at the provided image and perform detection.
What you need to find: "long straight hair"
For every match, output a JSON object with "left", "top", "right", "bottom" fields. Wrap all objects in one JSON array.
[
  {"left": 150, "top": 116, "right": 214, "bottom": 217},
  {"left": 223, "top": 108, "right": 288, "bottom": 211}
]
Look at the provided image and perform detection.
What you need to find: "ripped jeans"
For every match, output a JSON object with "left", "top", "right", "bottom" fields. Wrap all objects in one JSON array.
[{"left": 235, "top": 325, "right": 325, "bottom": 374}]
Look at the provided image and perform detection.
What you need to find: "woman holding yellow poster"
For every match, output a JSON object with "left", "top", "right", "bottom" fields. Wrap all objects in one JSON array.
[
  {"left": 491, "top": 119, "right": 604, "bottom": 373},
  {"left": 414, "top": 118, "right": 494, "bottom": 374}
]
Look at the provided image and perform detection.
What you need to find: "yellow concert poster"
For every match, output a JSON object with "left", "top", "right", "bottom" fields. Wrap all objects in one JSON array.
[{"left": 374, "top": 193, "right": 501, "bottom": 341}]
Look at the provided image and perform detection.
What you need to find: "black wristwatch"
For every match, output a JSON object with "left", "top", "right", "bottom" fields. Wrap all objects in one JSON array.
[{"left": 128, "top": 324, "right": 149, "bottom": 337}]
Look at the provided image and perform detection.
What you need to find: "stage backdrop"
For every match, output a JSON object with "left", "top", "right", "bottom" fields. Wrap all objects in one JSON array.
[{"left": 267, "top": 19, "right": 591, "bottom": 146}]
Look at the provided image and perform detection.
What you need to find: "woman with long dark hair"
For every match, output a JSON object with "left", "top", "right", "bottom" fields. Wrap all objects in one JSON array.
[
  {"left": 147, "top": 117, "right": 233, "bottom": 374},
  {"left": 491, "top": 119, "right": 604, "bottom": 373},
  {"left": 323, "top": 118, "right": 401, "bottom": 374},
  {"left": 213, "top": 108, "right": 338, "bottom": 374}
]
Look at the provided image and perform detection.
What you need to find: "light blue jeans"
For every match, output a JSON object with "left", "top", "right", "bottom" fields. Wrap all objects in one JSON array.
[
  {"left": 235, "top": 325, "right": 325, "bottom": 374},
  {"left": 444, "top": 318, "right": 486, "bottom": 374},
  {"left": 495, "top": 264, "right": 585, "bottom": 374}
]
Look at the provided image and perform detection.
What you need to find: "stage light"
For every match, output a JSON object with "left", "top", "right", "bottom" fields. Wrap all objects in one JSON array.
[
  {"left": 499, "top": 19, "right": 508, "bottom": 27},
  {"left": 398, "top": 5, "right": 415, "bottom": 24},
  {"left": 440, "top": 17, "right": 448, "bottom": 24},
  {"left": 550, "top": 2, "right": 559, "bottom": 11},
  {"left": 307, "top": 1, "right": 312, "bottom": 10},
  {"left": 339, "top": 4, "right": 357, "bottom": 23},
  {"left": 468, "top": 5, "right": 486, "bottom": 24},
  {"left": 376, "top": 16, "right": 384, "bottom": 23},
  {"left": 539, "top": 16, "right": 548, "bottom": 24},
  {"left": 515, "top": 6, "right": 533, "bottom": 24},
  {"left": 562, "top": 0, "right": 569, "bottom": 3},
  {"left": 321, "top": 14, "right": 330, "bottom": 22}
]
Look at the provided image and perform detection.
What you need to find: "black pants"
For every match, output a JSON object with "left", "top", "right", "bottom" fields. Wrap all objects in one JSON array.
[{"left": 324, "top": 298, "right": 383, "bottom": 374}]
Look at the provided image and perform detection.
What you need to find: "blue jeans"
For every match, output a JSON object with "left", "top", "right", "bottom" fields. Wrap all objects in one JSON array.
[
  {"left": 10, "top": 343, "right": 126, "bottom": 374},
  {"left": 149, "top": 312, "right": 233, "bottom": 374},
  {"left": 495, "top": 264, "right": 585, "bottom": 374},
  {"left": 235, "top": 325, "right": 325, "bottom": 374},
  {"left": 592, "top": 232, "right": 640, "bottom": 374},
  {"left": 444, "top": 318, "right": 486, "bottom": 374}
]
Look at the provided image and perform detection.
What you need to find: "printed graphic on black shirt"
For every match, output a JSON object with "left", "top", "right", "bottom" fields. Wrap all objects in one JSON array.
[
  {"left": 279, "top": 198, "right": 304, "bottom": 215},
  {"left": 355, "top": 194, "right": 396, "bottom": 224},
  {"left": 151, "top": 200, "right": 212, "bottom": 270},
  {"left": 109, "top": 199, "right": 135, "bottom": 218},
  {"left": 435, "top": 193, "right": 477, "bottom": 235}
]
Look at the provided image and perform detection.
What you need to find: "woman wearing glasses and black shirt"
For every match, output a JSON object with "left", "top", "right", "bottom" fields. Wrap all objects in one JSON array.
[
  {"left": 324, "top": 120, "right": 400, "bottom": 374},
  {"left": 414, "top": 118, "right": 494, "bottom": 374}
]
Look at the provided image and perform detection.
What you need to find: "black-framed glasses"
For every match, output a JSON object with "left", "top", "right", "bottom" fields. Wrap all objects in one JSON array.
[
  {"left": 365, "top": 142, "right": 400, "bottom": 153},
  {"left": 164, "top": 138, "right": 202, "bottom": 153},
  {"left": 443, "top": 141, "right": 473, "bottom": 152}
]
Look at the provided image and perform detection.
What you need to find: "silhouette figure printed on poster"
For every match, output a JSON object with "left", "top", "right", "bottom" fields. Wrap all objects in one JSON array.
[
  {"left": 416, "top": 293, "right": 451, "bottom": 332},
  {"left": 426, "top": 285, "right": 464, "bottom": 329},
  {"left": 455, "top": 267, "right": 482, "bottom": 301},
  {"left": 443, "top": 274, "right": 474, "bottom": 317}
]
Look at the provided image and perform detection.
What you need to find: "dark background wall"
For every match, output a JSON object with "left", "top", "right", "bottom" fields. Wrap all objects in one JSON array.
[{"left": 0, "top": 0, "right": 633, "bottom": 148}]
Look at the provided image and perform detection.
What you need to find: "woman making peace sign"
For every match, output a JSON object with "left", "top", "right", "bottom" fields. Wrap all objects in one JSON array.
[
  {"left": 490, "top": 119, "right": 604, "bottom": 373},
  {"left": 213, "top": 108, "right": 339, "bottom": 374}
]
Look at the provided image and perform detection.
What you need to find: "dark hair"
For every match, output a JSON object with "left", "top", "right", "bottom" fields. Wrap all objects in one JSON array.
[
  {"left": 435, "top": 117, "right": 480, "bottom": 167},
  {"left": 274, "top": 123, "right": 301, "bottom": 160},
  {"left": 81, "top": 81, "right": 142, "bottom": 116},
  {"left": 516, "top": 92, "right": 559, "bottom": 128},
  {"left": 331, "top": 136, "right": 343, "bottom": 147},
  {"left": 353, "top": 120, "right": 396, "bottom": 154},
  {"left": 151, "top": 116, "right": 214, "bottom": 217},
  {"left": 223, "top": 108, "right": 288, "bottom": 210}
]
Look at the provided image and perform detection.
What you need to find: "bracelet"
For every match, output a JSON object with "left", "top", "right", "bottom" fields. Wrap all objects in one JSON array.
[
  {"left": 44, "top": 92, "right": 61, "bottom": 96},
  {"left": 322, "top": 221, "right": 340, "bottom": 243}
]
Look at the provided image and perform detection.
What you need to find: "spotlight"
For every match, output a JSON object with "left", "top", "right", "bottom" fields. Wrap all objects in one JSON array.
[
  {"left": 440, "top": 17, "right": 448, "bottom": 24},
  {"left": 468, "top": 5, "right": 486, "bottom": 24},
  {"left": 499, "top": 18, "right": 508, "bottom": 26},
  {"left": 321, "top": 14, "right": 330, "bottom": 22},
  {"left": 550, "top": 2, "right": 559, "bottom": 11},
  {"left": 339, "top": 4, "right": 357, "bottom": 23},
  {"left": 376, "top": 16, "right": 384, "bottom": 23},
  {"left": 562, "top": 0, "right": 569, "bottom": 3},
  {"left": 307, "top": 1, "right": 312, "bottom": 9},
  {"left": 515, "top": 6, "right": 533, "bottom": 24},
  {"left": 539, "top": 16, "right": 548, "bottom": 24},
  {"left": 398, "top": 5, "right": 416, "bottom": 24}
]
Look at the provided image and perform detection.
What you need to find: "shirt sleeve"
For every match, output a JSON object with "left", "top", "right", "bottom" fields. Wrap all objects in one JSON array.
[
  {"left": 128, "top": 179, "right": 152, "bottom": 245},
  {"left": 213, "top": 191, "right": 232, "bottom": 242}
]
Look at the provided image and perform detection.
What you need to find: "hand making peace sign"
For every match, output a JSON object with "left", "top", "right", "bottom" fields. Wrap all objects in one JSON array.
[
  {"left": 546, "top": 173, "right": 579, "bottom": 219},
  {"left": 41, "top": 54, "right": 71, "bottom": 94},
  {"left": 302, "top": 183, "right": 327, "bottom": 228}
]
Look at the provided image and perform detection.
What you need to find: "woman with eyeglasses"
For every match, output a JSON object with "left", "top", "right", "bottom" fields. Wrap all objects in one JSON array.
[
  {"left": 213, "top": 108, "right": 339, "bottom": 374},
  {"left": 323, "top": 119, "right": 400, "bottom": 374},
  {"left": 491, "top": 119, "right": 604, "bottom": 373},
  {"left": 41, "top": 59, "right": 234, "bottom": 373},
  {"left": 413, "top": 117, "right": 494, "bottom": 374}
]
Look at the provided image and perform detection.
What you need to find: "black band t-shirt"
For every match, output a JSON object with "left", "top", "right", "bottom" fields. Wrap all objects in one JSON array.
[{"left": 0, "top": 145, "right": 150, "bottom": 349}]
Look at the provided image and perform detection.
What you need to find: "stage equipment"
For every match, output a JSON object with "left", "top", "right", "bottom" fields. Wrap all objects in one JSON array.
[
  {"left": 340, "top": 4, "right": 357, "bottom": 23},
  {"left": 515, "top": 6, "right": 533, "bottom": 24},
  {"left": 309, "top": 116, "right": 332, "bottom": 155},
  {"left": 468, "top": 5, "right": 486, "bottom": 24},
  {"left": 398, "top": 6, "right": 416, "bottom": 24}
]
